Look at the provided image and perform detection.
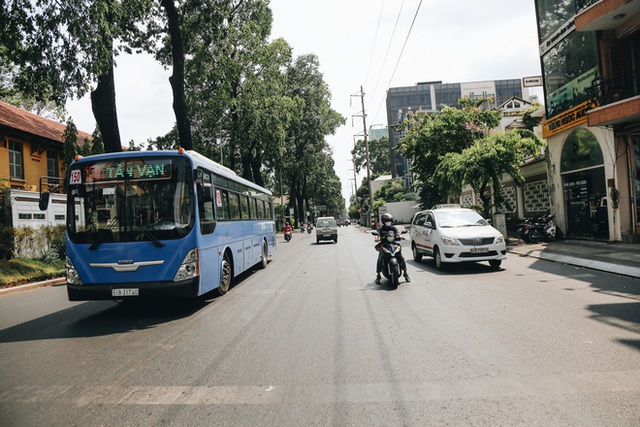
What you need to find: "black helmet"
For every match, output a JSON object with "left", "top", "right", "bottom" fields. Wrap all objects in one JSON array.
[{"left": 381, "top": 213, "right": 393, "bottom": 224}]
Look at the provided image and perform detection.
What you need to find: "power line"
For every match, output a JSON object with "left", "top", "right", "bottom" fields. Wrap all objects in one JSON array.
[
  {"left": 366, "top": 0, "right": 405, "bottom": 111},
  {"left": 370, "top": 0, "right": 423, "bottom": 124},
  {"left": 364, "top": 0, "right": 386, "bottom": 90}
]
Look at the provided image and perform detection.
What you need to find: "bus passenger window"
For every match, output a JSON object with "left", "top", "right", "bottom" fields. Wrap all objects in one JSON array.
[
  {"left": 229, "top": 192, "right": 241, "bottom": 220},
  {"left": 251, "top": 198, "right": 258, "bottom": 219},
  {"left": 257, "top": 200, "right": 265, "bottom": 219},
  {"left": 241, "top": 195, "right": 250, "bottom": 220},
  {"left": 218, "top": 190, "right": 230, "bottom": 220}
]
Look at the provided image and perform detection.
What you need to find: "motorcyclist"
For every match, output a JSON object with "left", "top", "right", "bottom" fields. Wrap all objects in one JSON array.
[
  {"left": 375, "top": 213, "right": 410, "bottom": 284},
  {"left": 284, "top": 221, "right": 293, "bottom": 236}
]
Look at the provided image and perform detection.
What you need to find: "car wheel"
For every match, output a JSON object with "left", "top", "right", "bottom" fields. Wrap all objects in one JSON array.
[
  {"left": 412, "top": 243, "right": 423, "bottom": 262},
  {"left": 489, "top": 260, "right": 502, "bottom": 269},
  {"left": 316, "top": 237, "right": 320, "bottom": 244},
  {"left": 434, "top": 247, "right": 445, "bottom": 270},
  {"left": 218, "top": 253, "right": 232, "bottom": 296}
]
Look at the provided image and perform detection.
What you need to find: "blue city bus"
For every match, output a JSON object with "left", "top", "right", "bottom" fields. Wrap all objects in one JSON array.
[{"left": 59, "top": 149, "right": 276, "bottom": 301}]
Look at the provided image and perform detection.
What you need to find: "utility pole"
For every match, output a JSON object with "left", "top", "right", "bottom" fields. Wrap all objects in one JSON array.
[
  {"left": 360, "top": 86, "right": 374, "bottom": 227},
  {"left": 351, "top": 86, "right": 374, "bottom": 227}
]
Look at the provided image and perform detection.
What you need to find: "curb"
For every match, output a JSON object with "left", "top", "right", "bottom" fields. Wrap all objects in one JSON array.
[
  {"left": 0, "top": 277, "right": 66, "bottom": 297},
  {"left": 507, "top": 246, "right": 640, "bottom": 279}
]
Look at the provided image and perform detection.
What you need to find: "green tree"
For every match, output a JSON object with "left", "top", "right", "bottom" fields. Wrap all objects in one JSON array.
[
  {"left": 435, "top": 129, "right": 545, "bottom": 218},
  {"left": 61, "top": 119, "right": 79, "bottom": 174},
  {"left": 400, "top": 98, "right": 501, "bottom": 208},
  {"left": 351, "top": 136, "right": 391, "bottom": 176},
  {"left": 1, "top": 0, "right": 153, "bottom": 152},
  {"left": 282, "top": 54, "right": 345, "bottom": 225},
  {"left": 374, "top": 178, "right": 411, "bottom": 203}
]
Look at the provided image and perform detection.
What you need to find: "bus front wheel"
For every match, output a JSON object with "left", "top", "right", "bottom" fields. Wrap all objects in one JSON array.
[{"left": 218, "top": 253, "right": 232, "bottom": 296}]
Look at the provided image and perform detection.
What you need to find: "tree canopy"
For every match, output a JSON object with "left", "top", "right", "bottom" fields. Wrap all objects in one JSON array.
[
  {"left": 351, "top": 136, "right": 391, "bottom": 177},
  {"left": 400, "top": 98, "right": 545, "bottom": 216}
]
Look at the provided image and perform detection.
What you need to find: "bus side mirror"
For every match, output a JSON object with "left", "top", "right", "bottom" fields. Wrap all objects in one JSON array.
[
  {"left": 39, "top": 191, "right": 50, "bottom": 211},
  {"left": 198, "top": 183, "right": 213, "bottom": 203}
]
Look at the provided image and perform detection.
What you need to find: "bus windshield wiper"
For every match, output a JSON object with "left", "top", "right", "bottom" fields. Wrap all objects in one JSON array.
[
  {"left": 134, "top": 224, "right": 165, "bottom": 247},
  {"left": 90, "top": 216, "right": 120, "bottom": 250}
]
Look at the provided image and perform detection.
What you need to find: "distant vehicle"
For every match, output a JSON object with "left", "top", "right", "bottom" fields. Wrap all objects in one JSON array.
[
  {"left": 43, "top": 149, "right": 276, "bottom": 301},
  {"left": 409, "top": 206, "right": 506, "bottom": 270},
  {"left": 337, "top": 218, "right": 351, "bottom": 226},
  {"left": 316, "top": 217, "right": 338, "bottom": 244}
]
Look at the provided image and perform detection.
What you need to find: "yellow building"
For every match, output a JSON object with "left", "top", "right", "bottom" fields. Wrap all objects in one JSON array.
[{"left": 0, "top": 101, "right": 92, "bottom": 192}]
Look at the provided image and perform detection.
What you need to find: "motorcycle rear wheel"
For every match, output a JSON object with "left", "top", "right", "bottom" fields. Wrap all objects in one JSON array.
[{"left": 528, "top": 230, "right": 542, "bottom": 243}]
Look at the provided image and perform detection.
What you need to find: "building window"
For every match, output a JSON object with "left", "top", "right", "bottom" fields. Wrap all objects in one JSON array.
[
  {"left": 47, "top": 151, "right": 59, "bottom": 177},
  {"left": 9, "top": 141, "right": 24, "bottom": 179}
]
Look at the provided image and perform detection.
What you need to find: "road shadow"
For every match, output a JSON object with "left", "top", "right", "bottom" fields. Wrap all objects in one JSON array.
[
  {"left": 0, "top": 264, "right": 266, "bottom": 344},
  {"left": 0, "top": 298, "right": 209, "bottom": 344},
  {"left": 519, "top": 256, "right": 640, "bottom": 353},
  {"left": 406, "top": 258, "right": 504, "bottom": 275}
]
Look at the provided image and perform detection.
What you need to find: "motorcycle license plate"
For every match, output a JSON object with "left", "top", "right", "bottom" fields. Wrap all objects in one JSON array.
[
  {"left": 112, "top": 288, "right": 139, "bottom": 297},
  {"left": 470, "top": 247, "right": 488, "bottom": 253}
]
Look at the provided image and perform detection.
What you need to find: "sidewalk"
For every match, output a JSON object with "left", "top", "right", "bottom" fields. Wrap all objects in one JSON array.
[
  {"left": 0, "top": 277, "right": 65, "bottom": 297},
  {"left": 507, "top": 238, "right": 640, "bottom": 279}
]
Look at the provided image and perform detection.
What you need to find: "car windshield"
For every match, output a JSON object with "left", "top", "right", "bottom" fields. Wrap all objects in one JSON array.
[
  {"left": 317, "top": 219, "right": 335, "bottom": 227},
  {"left": 66, "top": 156, "right": 194, "bottom": 246},
  {"left": 435, "top": 210, "right": 488, "bottom": 228}
]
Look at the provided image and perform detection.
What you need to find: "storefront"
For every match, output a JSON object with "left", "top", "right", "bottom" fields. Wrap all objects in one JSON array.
[{"left": 560, "top": 128, "right": 608, "bottom": 239}]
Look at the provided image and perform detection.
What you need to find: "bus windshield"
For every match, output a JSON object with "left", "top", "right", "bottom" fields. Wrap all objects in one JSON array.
[{"left": 67, "top": 156, "right": 194, "bottom": 246}]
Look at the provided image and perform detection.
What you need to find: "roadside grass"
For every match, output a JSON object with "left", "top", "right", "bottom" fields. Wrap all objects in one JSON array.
[{"left": 0, "top": 257, "right": 64, "bottom": 288}]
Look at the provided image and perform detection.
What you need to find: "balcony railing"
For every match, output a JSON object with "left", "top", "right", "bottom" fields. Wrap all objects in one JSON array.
[
  {"left": 589, "top": 71, "right": 640, "bottom": 105},
  {"left": 575, "top": 0, "right": 600, "bottom": 14}
]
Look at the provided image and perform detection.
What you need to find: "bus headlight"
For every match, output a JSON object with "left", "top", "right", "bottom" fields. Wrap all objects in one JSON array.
[
  {"left": 173, "top": 248, "right": 200, "bottom": 282},
  {"left": 66, "top": 256, "right": 83, "bottom": 285}
]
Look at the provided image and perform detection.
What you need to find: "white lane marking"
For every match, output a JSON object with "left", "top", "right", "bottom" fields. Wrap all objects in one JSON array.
[{"left": 2, "top": 371, "right": 640, "bottom": 407}]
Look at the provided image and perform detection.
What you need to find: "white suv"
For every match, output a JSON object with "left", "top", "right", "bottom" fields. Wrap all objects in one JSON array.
[{"left": 409, "top": 206, "right": 506, "bottom": 270}]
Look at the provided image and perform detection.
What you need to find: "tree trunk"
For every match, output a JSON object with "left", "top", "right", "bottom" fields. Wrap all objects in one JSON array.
[
  {"left": 90, "top": 63, "right": 122, "bottom": 153},
  {"left": 250, "top": 156, "right": 264, "bottom": 187},
  {"left": 161, "top": 0, "right": 192, "bottom": 150}
]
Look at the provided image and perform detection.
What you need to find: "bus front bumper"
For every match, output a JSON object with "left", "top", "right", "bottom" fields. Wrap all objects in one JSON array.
[{"left": 67, "top": 277, "right": 200, "bottom": 301}]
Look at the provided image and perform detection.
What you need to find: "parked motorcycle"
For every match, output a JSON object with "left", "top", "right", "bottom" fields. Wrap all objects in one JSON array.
[
  {"left": 372, "top": 230, "right": 407, "bottom": 289},
  {"left": 517, "top": 213, "right": 564, "bottom": 243}
]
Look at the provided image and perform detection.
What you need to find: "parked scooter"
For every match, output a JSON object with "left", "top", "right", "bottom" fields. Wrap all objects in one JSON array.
[
  {"left": 372, "top": 229, "right": 407, "bottom": 289},
  {"left": 517, "top": 213, "right": 563, "bottom": 243}
]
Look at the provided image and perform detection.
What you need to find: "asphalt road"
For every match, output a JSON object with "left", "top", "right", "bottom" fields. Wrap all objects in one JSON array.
[{"left": 1, "top": 226, "right": 639, "bottom": 426}]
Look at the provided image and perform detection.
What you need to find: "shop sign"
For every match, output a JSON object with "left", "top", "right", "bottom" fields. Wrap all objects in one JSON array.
[
  {"left": 539, "top": 18, "right": 575, "bottom": 55},
  {"left": 541, "top": 99, "right": 600, "bottom": 138},
  {"left": 523, "top": 76, "right": 542, "bottom": 87}
]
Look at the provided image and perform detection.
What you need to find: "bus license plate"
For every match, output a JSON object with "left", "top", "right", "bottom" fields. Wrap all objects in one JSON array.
[
  {"left": 112, "top": 288, "right": 139, "bottom": 297},
  {"left": 470, "top": 247, "right": 488, "bottom": 253}
]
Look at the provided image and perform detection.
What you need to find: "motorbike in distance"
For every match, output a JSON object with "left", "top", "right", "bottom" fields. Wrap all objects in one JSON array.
[
  {"left": 517, "top": 213, "right": 564, "bottom": 243},
  {"left": 284, "top": 223, "right": 293, "bottom": 242},
  {"left": 306, "top": 223, "right": 313, "bottom": 234},
  {"left": 372, "top": 229, "right": 407, "bottom": 289}
]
